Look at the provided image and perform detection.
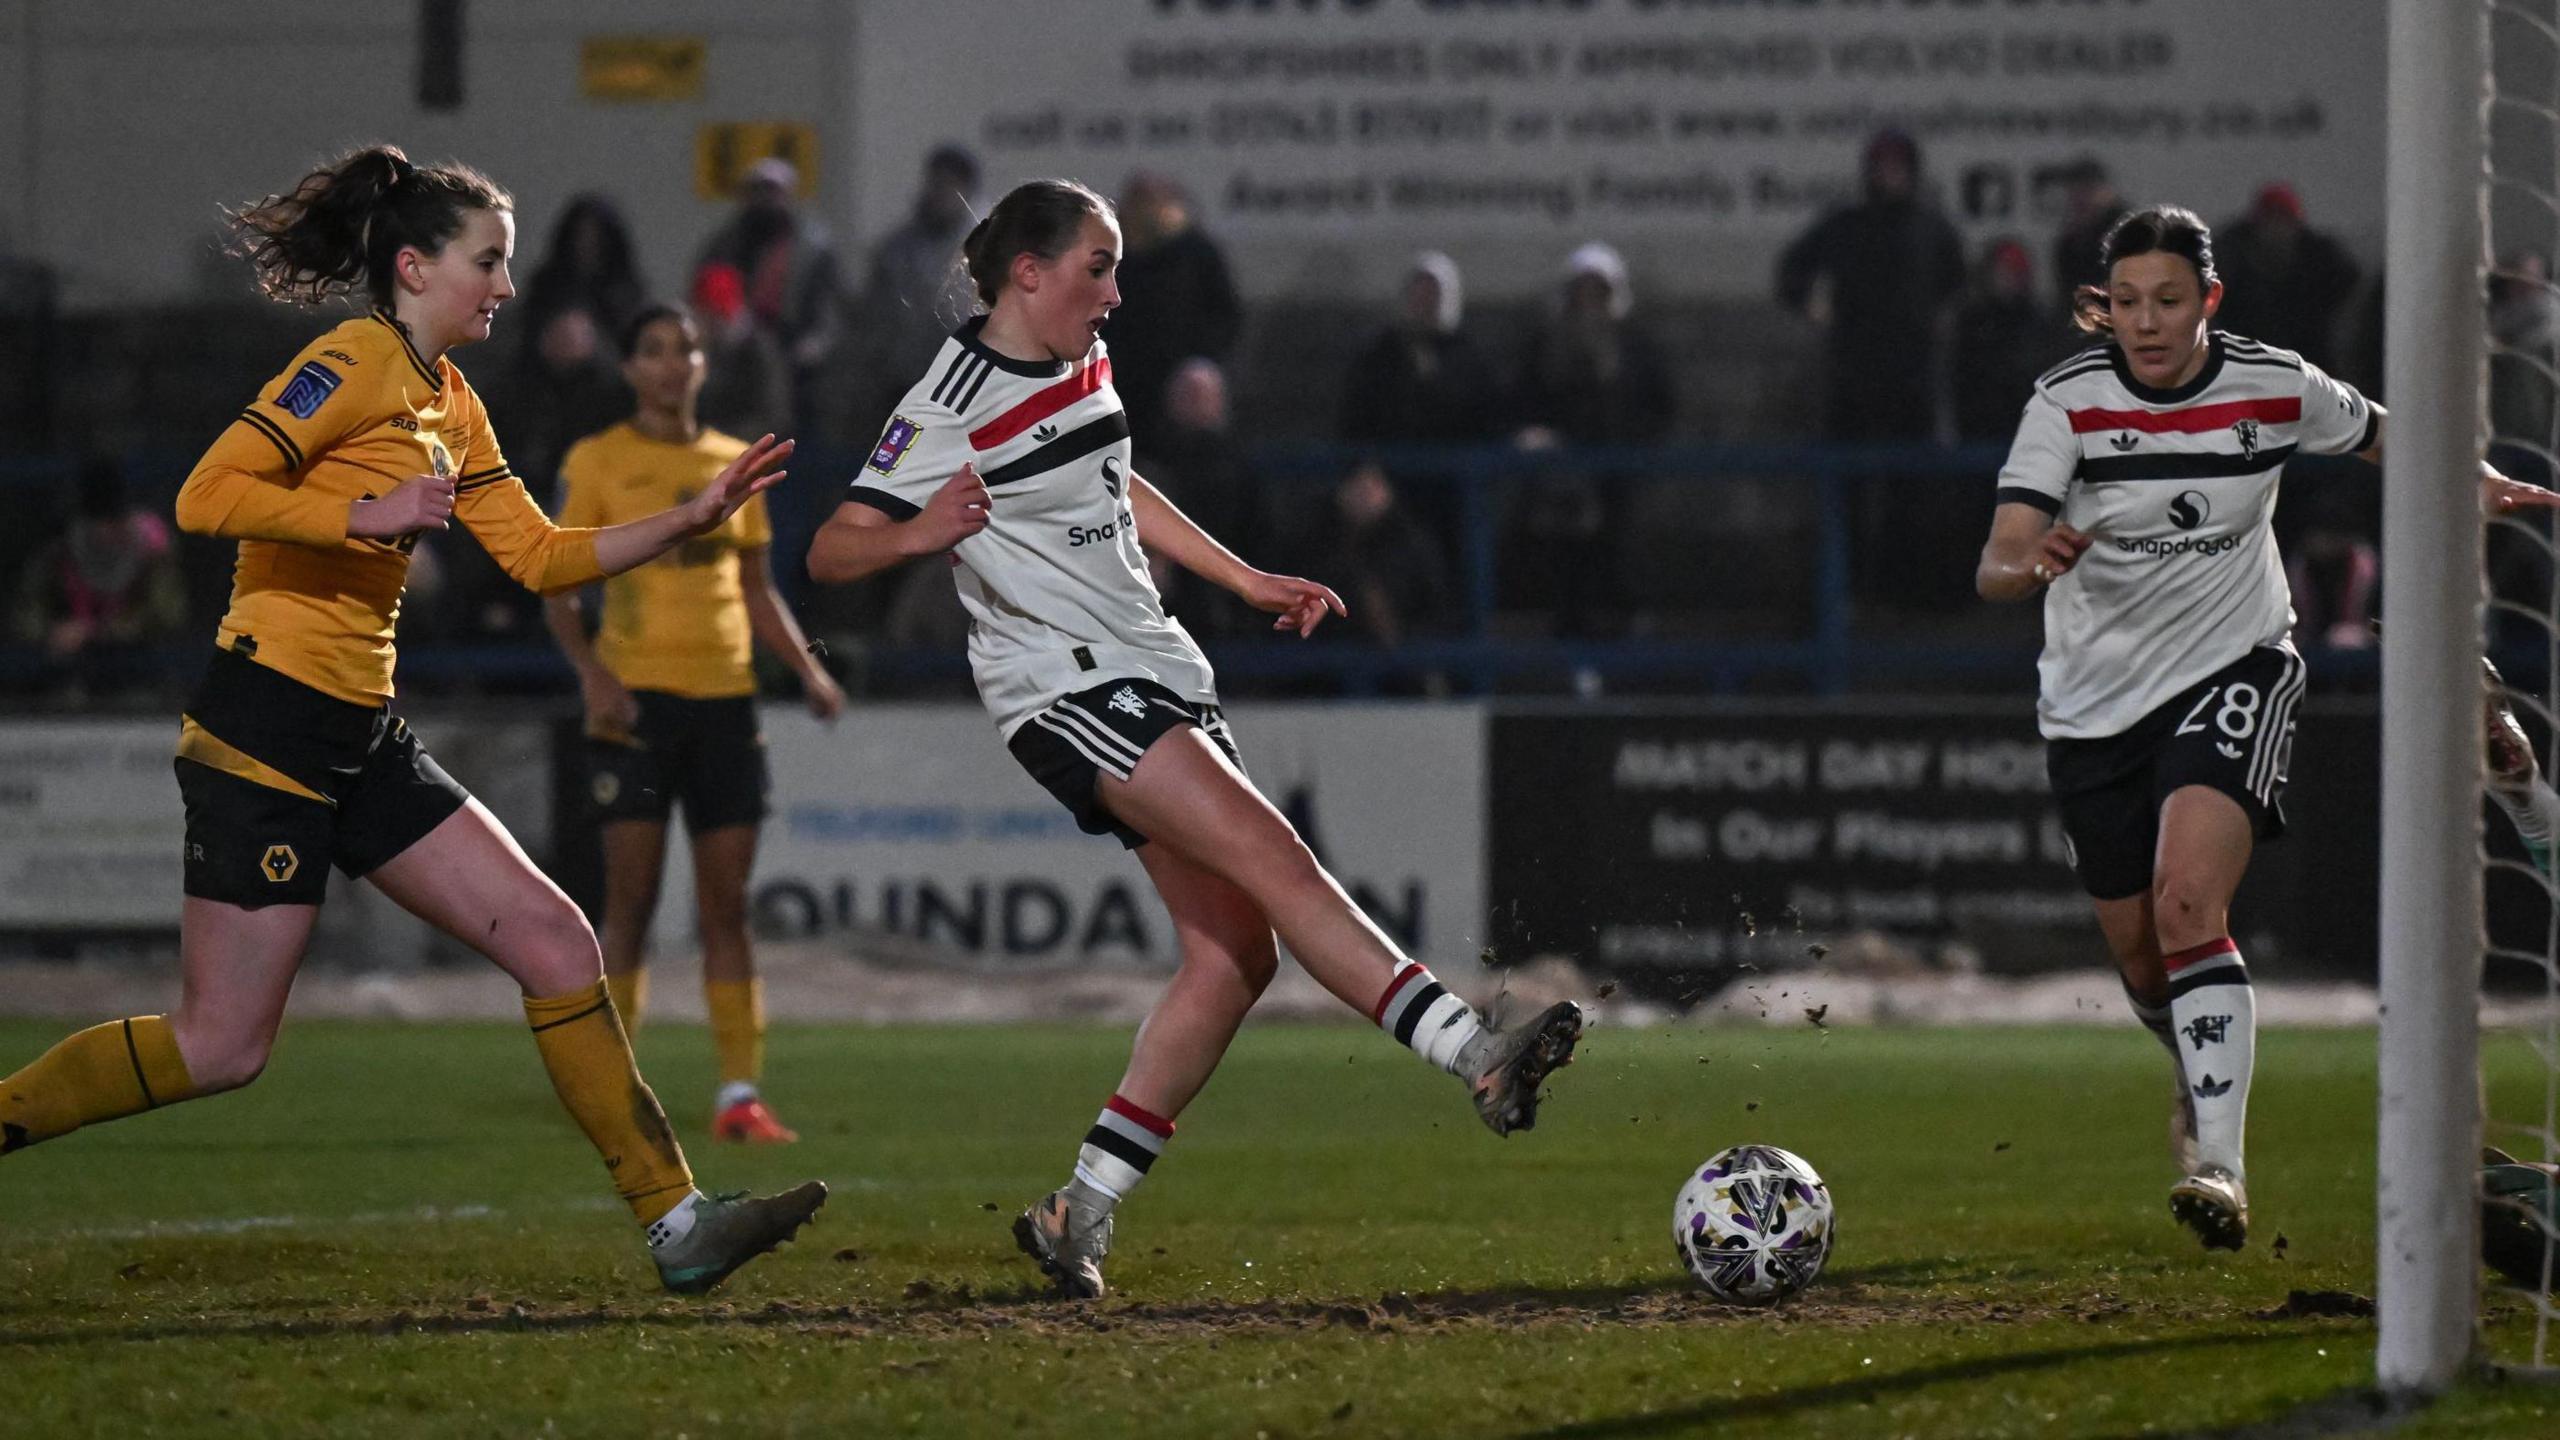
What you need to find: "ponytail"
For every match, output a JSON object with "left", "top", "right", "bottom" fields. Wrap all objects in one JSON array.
[
  {"left": 959, "top": 179, "right": 1112, "bottom": 308},
  {"left": 226, "top": 144, "right": 511, "bottom": 307}
]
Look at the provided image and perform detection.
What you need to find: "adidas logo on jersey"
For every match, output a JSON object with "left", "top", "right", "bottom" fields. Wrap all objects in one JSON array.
[
  {"left": 1109, "top": 686, "right": 1146, "bottom": 718},
  {"left": 2109, "top": 432, "right": 2138, "bottom": 452},
  {"left": 1033, "top": 423, "right": 1060, "bottom": 442}
]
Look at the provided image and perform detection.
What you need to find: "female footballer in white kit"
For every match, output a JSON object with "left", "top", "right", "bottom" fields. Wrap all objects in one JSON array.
[
  {"left": 1977, "top": 204, "right": 2559, "bottom": 1250},
  {"left": 807, "top": 178, "right": 1584, "bottom": 1299}
]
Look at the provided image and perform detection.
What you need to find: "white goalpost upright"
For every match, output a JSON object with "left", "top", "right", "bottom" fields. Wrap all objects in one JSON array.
[{"left": 2377, "top": 0, "right": 2491, "bottom": 1396}]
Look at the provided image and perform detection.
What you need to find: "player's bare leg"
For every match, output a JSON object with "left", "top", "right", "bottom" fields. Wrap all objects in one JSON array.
[
  {"left": 1016, "top": 842, "right": 1276, "bottom": 1298},
  {"left": 0, "top": 898, "right": 306, "bottom": 1157},
  {"left": 1101, "top": 729, "right": 1581, "bottom": 1134},
  {"left": 2149, "top": 786, "right": 2258, "bottom": 1250},
  {"left": 693, "top": 823, "right": 792, "bottom": 1143},
  {"left": 371, "top": 801, "right": 822, "bottom": 1292}
]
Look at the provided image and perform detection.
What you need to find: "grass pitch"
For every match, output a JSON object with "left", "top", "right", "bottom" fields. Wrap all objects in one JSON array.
[{"left": 2, "top": 1017, "right": 2555, "bottom": 1438}]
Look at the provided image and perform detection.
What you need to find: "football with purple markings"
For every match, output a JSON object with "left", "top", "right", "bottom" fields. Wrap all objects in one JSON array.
[{"left": 1672, "top": 1144, "right": 1836, "bottom": 1303}]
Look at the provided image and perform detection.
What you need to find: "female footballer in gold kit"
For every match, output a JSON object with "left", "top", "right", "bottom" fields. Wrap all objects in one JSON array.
[
  {"left": 546, "top": 303, "right": 845, "bottom": 1144},
  {"left": 0, "top": 146, "right": 823, "bottom": 1294}
]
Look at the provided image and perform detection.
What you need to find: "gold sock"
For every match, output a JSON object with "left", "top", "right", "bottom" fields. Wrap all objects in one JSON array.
[
  {"left": 605, "top": 969, "right": 649, "bottom": 1032},
  {"left": 0, "top": 1016, "right": 197, "bottom": 1154},
  {"left": 704, "top": 978, "right": 765, "bottom": 1091},
  {"left": 523, "top": 981, "right": 695, "bottom": 1225}
]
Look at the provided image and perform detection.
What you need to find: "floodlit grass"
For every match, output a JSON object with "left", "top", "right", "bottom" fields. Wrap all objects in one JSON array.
[{"left": 1, "top": 1020, "right": 2553, "bottom": 1437}]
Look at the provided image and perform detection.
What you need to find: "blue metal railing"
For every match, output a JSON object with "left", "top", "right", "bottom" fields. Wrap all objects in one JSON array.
[{"left": 0, "top": 440, "right": 2397, "bottom": 703}]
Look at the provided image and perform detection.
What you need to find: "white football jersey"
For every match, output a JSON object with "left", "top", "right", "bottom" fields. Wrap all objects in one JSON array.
[
  {"left": 849, "top": 319, "right": 1216, "bottom": 737},
  {"left": 1995, "top": 332, "right": 2380, "bottom": 739}
]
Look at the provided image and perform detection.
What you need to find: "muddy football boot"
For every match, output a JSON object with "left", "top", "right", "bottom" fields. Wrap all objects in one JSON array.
[
  {"left": 2170, "top": 1166, "right": 2249, "bottom": 1252},
  {"left": 1013, "top": 1187, "right": 1113, "bottom": 1299},
  {"left": 652, "top": 1181, "right": 828, "bottom": 1295},
  {"left": 1453, "top": 1000, "right": 1585, "bottom": 1136}
]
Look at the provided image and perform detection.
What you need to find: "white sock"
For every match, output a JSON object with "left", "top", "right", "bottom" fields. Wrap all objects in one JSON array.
[
  {"left": 2492, "top": 776, "right": 2560, "bottom": 878},
  {"left": 2164, "top": 938, "right": 2255, "bottom": 1181},
  {"left": 1372, "top": 963, "right": 1482, "bottom": 1075},
  {"left": 714, "top": 1080, "right": 760, "bottom": 1111},
  {"left": 645, "top": 1189, "right": 707, "bottom": 1250}
]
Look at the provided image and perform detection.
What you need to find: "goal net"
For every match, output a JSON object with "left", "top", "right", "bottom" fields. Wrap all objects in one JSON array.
[{"left": 2381, "top": 0, "right": 2560, "bottom": 1392}]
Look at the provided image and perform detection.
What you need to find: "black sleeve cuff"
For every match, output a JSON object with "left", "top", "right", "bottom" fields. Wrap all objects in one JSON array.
[
  {"left": 845, "top": 484, "right": 921, "bottom": 521},
  {"left": 1995, "top": 486, "right": 2063, "bottom": 516}
]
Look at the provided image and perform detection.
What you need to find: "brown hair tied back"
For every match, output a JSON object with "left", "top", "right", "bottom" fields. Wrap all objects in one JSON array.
[
  {"left": 958, "top": 179, "right": 1112, "bottom": 309},
  {"left": 227, "top": 144, "right": 511, "bottom": 307},
  {"left": 2072, "top": 204, "right": 2218, "bottom": 335}
]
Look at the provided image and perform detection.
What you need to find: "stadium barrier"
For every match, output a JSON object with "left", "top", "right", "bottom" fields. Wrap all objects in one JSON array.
[
  {"left": 8, "top": 697, "right": 2529, "bottom": 993},
  {"left": 0, "top": 442, "right": 2399, "bottom": 703}
]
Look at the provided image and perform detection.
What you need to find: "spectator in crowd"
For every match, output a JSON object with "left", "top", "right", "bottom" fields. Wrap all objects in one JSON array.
[
  {"left": 0, "top": 249, "right": 60, "bottom": 451},
  {"left": 1110, "top": 171, "right": 1243, "bottom": 446},
  {"left": 1340, "top": 251, "right": 1504, "bottom": 447},
  {"left": 1953, "top": 236, "right": 2067, "bottom": 443},
  {"left": 1298, "top": 458, "right": 1452, "bottom": 653},
  {"left": 2489, "top": 251, "right": 2560, "bottom": 650},
  {"left": 853, "top": 144, "right": 983, "bottom": 426},
  {"left": 1515, "top": 242, "right": 1674, "bottom": 448},
  {"left": 2050, "top": 157, "right": 2128, "bottom": 311},
  {"left": 460, "top": 305, "right": 631, "bottom": 658},
  {"left": 2491, "top": 251, "right": 2557, "bottom": 458},
  {"left": 1141, "top": 358, "right": 1260, "bottom": 639},
  {"left": 2286, "top": 530, "right": 2380, "bottom": 651},
  {"left": 516, "top": 194, "right": 647, "bottom": 372},
  {"left": 690, "top": 262, "right": 793, "bottom": 443},
  {"left": 1776, "top": 127, "right": 1967, "bottom": 443},
  {"left": 2213, "top": 183, "right": 2360, "bottom": 372},
  {"left": 695, "top": 157, "right": 843, "bottom": 433},
  {"left": 492, "top": 304, "right": 632, "bottom": 500},
  {"left": 1340, "top": 251, "right": 1504, "bottom": 583},
  {"left": 1509, "top": 242, "right": 1673, "bottom": 637},
  {"left": 13, "top": 459, "right": 185, "bottom": 698}
]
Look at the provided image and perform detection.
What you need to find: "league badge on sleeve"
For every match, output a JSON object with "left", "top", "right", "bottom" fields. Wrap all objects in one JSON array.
[
  {"left": 274, "top": 361, "right": 343, "bottom": 420},
  {"left": 869, "top": 415, "right": 920, "bottom": 474}
]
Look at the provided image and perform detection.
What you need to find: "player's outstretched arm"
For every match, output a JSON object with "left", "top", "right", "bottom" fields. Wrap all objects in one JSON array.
[
  {"left": 807, "top": 467, "right": 991, "bottom": 585},
  {"left": 588, "top": 435, "right": 793, "bottom": 578},
  {"left": 1127, "top": 473, "right": 1344, "bottom": 637},
  {"left": 2352, "top": 415, "right": 2560, "bottom": 513},
  {"left": 1977, "top": 501, "right": 2091, "bottom": 603}
]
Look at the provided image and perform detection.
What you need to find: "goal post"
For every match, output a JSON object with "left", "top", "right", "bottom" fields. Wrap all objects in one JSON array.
[{"left": 2376, "top": 0, "right": 2491, "bottom": 1396}]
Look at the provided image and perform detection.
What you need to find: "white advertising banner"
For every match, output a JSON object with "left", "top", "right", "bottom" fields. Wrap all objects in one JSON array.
[
  {"left": 751, "top": 702, "right": 1488, "bottom": 970},
  {"left": 0, "top": 720, "right": 179, "bottom": 929},
  {"left": 851, "top": 0, "right": 2384, "bottom": 298}
]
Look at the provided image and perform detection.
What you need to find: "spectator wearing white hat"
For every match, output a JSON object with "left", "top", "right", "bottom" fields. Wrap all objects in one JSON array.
[{"left": 1504, "top": 241, "right": 1675, "bottom": 637}]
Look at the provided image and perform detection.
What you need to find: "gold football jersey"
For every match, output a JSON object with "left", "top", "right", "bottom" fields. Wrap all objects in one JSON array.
[
  {"left": 178, "top": 309, "right": 604, "bottom": 703},
  {"left": 555, "top": 423, "right": 770, "bottom": 699}
]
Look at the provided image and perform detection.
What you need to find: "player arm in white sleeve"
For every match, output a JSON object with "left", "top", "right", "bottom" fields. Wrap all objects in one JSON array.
[
  {"left": 807, "top": 409, "right": 991, "bottom": 585},
  {"left": 1977, "top": 387, "right": 2094, "bottom": 602},
  {"left": 2302, "top": 359, "right": 2560, "bottom": 513},
  {"left": 1128, "top": 470, "right": 1346, "bottom": 638}
]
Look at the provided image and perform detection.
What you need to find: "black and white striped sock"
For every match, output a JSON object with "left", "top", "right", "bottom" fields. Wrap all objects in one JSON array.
[
  {"left": 1372, "top": 962, "right": 1482, "bottom": 1075},
  {"left": 1073, "top": 1093, "right": 1173, "bottom": 1204}
]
